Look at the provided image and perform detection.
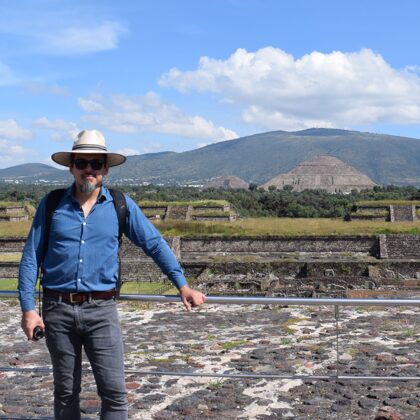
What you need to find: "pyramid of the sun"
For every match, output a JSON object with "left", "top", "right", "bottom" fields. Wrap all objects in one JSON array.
[{"left": 262, "top": 155, "right": 377, "bottom": 193}]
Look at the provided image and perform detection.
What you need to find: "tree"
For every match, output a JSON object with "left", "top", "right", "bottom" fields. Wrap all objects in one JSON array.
[{"left": 248, "top": 182, "right": 258, "bottom": 191}]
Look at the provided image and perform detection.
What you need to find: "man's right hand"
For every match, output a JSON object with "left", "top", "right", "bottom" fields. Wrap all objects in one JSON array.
[{"left": 21, "top": 310, "right": 45, "bottom": 341}]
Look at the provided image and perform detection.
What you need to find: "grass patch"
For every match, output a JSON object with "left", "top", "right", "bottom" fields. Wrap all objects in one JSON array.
[
  {"left": 0, "top": 253, "right": 21, "bottom": 262},
  {"left": 281, "top": 317, "right": 306, "bottom": 335},
  {"left": 297, "top": 335, "right": 311, "bottom": 342},
  {"left": 357, "top": 200, "right": 420, "bottom": 206},
  {"left": 149, "top": 354, "right": 191, "bottom": 363},
  {"left": 0, "top": 280, "right": 176, "bottom": 295},
  {"left": 139, "top": 200, "right": 229, "bottom": 207},
  {"left": 207, "top": 379, "right": 226, "bottom": 390},
  {"left": 0, "top": 279, "right": 18, "bottom": 290},
  {"left": 0, "top": 220, "right": 32, "bottom": 237},
  {"left": 0, "top": 212, "right": 28, "bottom": 218},
  {"left": 154, "top": 218, "right": 420, "bottom": 237},
  {"left": 5, "top": 217, "right": 420, "bottom": 239},
  {"left": 120, "top": 282, "right": 177, "bottom": 294},
  {"left": 205, "top": 334, "right": 217, "bottom": 340},
  {"left": 348, "top": 348, "right": 359, "bottom": 358},
  {"left": 309, "top": 345, "right": 321, "bottom": 352},
  {"left": 221, "top": 340, "right": 248, "bottom": 349}
]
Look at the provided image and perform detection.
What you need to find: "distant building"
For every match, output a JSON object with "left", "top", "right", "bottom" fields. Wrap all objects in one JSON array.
[
  {"left": 262, "top": 155, "right": 377, "bottom": 193},
  {"left": 204, "top": 175, "right": 249, "bottom": 190}
]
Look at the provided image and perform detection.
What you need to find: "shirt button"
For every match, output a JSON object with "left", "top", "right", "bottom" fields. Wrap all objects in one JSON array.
[
  {"left": 82, "top": 222, "right": 86, "bottom": 226},
  {"left": 81, "top": 240, "right": 85, "bottom": 244},
  {"left": 79, "top": 259, "right": 83, "bottom": 263},
  {"left": 77, "top": 278, "right": 81, "bottom": 282}
]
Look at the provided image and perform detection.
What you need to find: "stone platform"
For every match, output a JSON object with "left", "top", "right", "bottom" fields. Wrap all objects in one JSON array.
[{"left": 0, "top": 298, "right": 419, "bottom": 419}]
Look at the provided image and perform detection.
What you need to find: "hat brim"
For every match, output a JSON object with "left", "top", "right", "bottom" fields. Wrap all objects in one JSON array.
[{"left": 51, "top": 150, "right": 127, "bottom": 167}]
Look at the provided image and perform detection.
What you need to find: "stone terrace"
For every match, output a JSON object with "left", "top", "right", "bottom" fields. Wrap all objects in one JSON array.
[{"left": 0, "top": 298, "right": 419, "bottom": 419}]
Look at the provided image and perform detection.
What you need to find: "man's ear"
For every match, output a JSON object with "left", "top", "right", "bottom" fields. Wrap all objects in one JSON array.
[{"left": 103, "top": 166, "right": 109, "bottom": 175}]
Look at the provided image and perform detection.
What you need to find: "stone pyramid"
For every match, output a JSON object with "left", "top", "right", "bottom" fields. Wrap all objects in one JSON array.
[
  {"left": 204, "top": 175, "right": 249, "bottom": 190},
  {"left": 262, "top": 155, "right": 377, "bottom": 193}
]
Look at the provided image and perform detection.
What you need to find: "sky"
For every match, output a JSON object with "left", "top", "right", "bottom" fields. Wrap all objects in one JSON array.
[{"left": 1, "top": 0, "right": 420, "bottom": 169}]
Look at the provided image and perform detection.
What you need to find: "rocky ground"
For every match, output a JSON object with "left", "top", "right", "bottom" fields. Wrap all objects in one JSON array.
[{"left": 0, "top": 298, "right": 418, "bottom": 420}]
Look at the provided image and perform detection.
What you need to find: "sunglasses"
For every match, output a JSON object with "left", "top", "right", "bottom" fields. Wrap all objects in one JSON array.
[{"left": 73, "top": 158, "right": 105, "bottom": 171}]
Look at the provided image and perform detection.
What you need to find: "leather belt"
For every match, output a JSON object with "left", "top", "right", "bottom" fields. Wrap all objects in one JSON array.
[{"left": 43, "top": 288, "right": 116, "bottom": 304}]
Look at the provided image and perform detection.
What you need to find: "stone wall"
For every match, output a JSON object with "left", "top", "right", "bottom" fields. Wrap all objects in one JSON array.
[
  {"left": 0, "top": 262, "right": 19, "bottom": 278},
  {"left": 2, "top": 234, "right": 420, "bottom": 296},
  {"left": 180, "top": 236, "right": 378, "bottom": 260},
  {"left": 0, "top": 238, "right": 26, "bottom": 253},
  {"left": 390, "top": 205, "right": 416, "bottom": 222},
  {"left": 379, "top": 234, "right": 420, "bottom": 259},
  {"left": 0, "top": 206, "right": 25, "bottom": 214}
]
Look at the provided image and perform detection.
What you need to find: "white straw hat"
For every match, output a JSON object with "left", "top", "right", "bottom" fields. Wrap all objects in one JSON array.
[{"left": 51, "top": 130, "right": 126, "bottom": 167}]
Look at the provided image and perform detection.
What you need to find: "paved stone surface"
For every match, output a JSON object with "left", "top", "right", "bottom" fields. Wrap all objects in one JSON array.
[{"left": 0, "top": 298, "right": 419, "bottom": 419}]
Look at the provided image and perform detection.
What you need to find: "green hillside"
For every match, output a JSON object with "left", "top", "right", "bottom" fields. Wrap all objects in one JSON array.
[
  {"left": 2, "top": 128, "right": 420, "bottom": 186},
  {"left": 110, "top": 128, "right": 420, "bottom": 186}
]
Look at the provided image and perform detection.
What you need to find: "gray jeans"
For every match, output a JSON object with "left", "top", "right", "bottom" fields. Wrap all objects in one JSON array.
[{"left": 42, "top": 296, "right": 128, "bottom": 420}]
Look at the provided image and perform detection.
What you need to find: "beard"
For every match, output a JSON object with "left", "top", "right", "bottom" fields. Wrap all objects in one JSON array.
[{"left": 78, "top": 178, "right": 101, "bottom": 194}]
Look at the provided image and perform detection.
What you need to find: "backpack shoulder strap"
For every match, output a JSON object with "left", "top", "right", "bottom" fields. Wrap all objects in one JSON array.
[
  {"left": 109, "top": 189, "right": 127, "bottom": 295},
  {"left": 42, "top": 188, "right": 66, "bottom": 267},
  {"left": 109, "top": 189, "right": 127, "bottom": 244}
]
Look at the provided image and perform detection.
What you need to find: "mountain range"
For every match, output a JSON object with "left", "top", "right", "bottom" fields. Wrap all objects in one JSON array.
[{"left": 2, "top": 128, "right": 420, "bottom": 186}]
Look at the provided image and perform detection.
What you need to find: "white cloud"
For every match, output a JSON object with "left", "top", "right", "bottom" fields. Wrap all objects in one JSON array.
[
  {"left": 0, "top": 139, "right": 33, "bottom": 167},
  {"left": 117, "top": 147, "right": 141, "bottom": 156},
  {"left": 0, "top": 61, "right": 19, "bottom": 86},
  {"left": 41, "top": 21, "right": 127, "bottom": 55},
  {"left": 34, "top": 117, "right": 80, "bottom": 140},
  {"left": 0, "top": 119, "right": 31, "bottom": 140},
  {"left": 159, "top": 47, "right": 420, "bottom": 130},
  {"left": 242, "top": 106, "right": 335, "bottom": 131},
  {"left": 0, "top": 14, "right": 127, "bottom": 56},
  {"left": 23, "top": 81, "right": 68, "bottom": 95},
  {"left": 78, "top": 98, "right": 105, "bottom": 113},
  {"left": 78, "top": 91, "right": 238, "bottom": 141}
]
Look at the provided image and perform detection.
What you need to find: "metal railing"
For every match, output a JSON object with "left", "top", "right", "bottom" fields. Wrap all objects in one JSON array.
[{"left": 0, "top": 291, "right": 419, "bottom": 382}]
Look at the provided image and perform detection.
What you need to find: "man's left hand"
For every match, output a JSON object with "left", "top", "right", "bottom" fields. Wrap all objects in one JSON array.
[{"left": 179, "top": 285, "right": 206, "bottom": 311}]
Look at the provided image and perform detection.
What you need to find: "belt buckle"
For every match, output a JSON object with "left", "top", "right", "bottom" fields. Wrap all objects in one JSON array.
[{"left": 69, "top": 293, "right": 79, "bottom": 303}]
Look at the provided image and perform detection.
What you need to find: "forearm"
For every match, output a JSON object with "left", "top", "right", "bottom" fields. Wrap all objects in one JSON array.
[{"left": 18, "top": 198, "right": 45, "bottom": 312}]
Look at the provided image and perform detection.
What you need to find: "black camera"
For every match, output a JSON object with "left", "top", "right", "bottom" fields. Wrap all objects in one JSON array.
[{"left": 32, "top": 326, "right": 44, "bottom": 341}]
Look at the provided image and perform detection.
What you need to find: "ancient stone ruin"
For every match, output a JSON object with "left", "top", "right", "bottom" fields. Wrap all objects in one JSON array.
[
  {"left": 140, "top": 202, "right": 238, "bottom": 222},
  {"left": 204, "top": 175, "right": 249, "bottom": 190},
  {"left": 262, "top": 155, "right": 377, "bottom": 193},
  {"left": 2, "top": 234, "right": 420, "bottom": 298},
  {"left": 350, "top": 202, "right": 419, "bottom": 222},
  {"left": 0, "top": 205, "right": 29, "bottom": 222}
]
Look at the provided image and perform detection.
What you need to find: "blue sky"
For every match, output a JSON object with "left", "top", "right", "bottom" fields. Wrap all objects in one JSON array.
[{"left": 1, "top": 0, "right": 420, "bottom": 168}]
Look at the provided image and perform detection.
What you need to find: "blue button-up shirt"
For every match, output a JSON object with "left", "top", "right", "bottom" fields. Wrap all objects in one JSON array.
[{"left": 18, "top": 185, "right": 187, "bottom": 312}]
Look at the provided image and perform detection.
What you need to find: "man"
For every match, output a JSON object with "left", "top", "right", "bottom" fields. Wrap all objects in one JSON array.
[{"left": 18, "top": 129, "right": 206, "bottom": 420}]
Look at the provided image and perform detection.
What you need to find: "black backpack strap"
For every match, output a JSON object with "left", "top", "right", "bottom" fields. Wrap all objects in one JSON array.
[
  {"left": 109, "top": 189, "right": 127, "bottom": 295},
  {"left": 41, "top": 189, "right": 66, "bottom": 274}
]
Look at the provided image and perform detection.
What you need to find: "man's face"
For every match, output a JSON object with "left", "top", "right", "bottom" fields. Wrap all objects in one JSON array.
[{"left": 70, "top": 153, "right": 108, "bottom": 194}]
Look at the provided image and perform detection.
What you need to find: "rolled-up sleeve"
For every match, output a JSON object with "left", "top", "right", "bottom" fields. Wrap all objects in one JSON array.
[
  {"left": 18, "top": 196, "right": 46, "bottom": 312},
  {"left": 124, "top": 196, "right": 187, "bottom": 289}
]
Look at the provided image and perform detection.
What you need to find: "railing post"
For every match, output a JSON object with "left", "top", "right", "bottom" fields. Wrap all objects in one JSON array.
[{"left": 334, "top": 305, "right": 340, "bottom": 380}]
